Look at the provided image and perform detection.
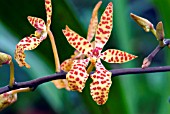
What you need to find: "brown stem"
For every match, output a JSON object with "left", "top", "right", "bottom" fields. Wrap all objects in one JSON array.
[
  {"left": 1, "top": 65, "right": 170, "bottom": 94},
  {"left": 87, "top": 63, "right": 95, "bottom": 74},
  {"left": 142, "top": 39, "right": 170, "bottom": 68},
  {"left": 11, "top": 87, "right": 32, "bottom": 94},
  {"left": 9, "top": 61, "right": 15, "bottom": 87},
  {"left": 47, "top": 29, "right": 61, "bottom": 72}
]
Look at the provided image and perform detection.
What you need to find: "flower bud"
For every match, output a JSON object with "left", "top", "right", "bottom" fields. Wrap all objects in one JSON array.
[
  {"left": 156, "top": 22, "right": 164, "bottom": 47},
  {"left": 0, "top": 52, "right": 12, "bottom": 66},
  {"left": 130, "top": 13, "right": 154, "bottom": 32},
  {"left": 0, "top": 91, "right": 17, "bottom": 111}
]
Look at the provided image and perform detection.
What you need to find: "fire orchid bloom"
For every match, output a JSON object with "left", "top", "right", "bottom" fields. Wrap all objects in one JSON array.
[
  {"left": 15, "top": 0, "right": 52, "bottom": 68},
  {"left": 63, "top": 2, "right": 137, "bottom": 105},
  {"left": 53, "top": 1, "right": 102, "bottom": 90}
]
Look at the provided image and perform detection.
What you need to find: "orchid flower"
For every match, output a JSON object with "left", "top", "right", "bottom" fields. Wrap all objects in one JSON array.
[
  {"left": 63, "top": 2, "right": 137, "bottom": 105},
  {"left": 53, "top": 1, "right": 102, "bottom": 90},
  {"left": 15, "top": 0, "right": 53, "bottom": 69}
]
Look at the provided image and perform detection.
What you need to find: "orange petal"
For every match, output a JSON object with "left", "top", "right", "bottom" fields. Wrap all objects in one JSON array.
[
  {"left": 63, "top": 26, "right": 93, "bottom": 56},
  {"left": 100, "top": 49, "right": 137, "bottom": 63},
  {"left": 87, "top": 1, "right": 102, "bottom": 42},
  {"left": 15, "top": 36, "right": 45, "bottom": 68},
  {"left": 45, "top": 0, "right": 52, "bottom": 28},
  {"left": 95, "top": 2, "right": 113, "bottom": 52},
  {"left": 90, "top": 61, "right": 112, "bottom": 105},
  {"left": 27, "top": 16, "right": 46, "bottom": 30},
  {"left": 66, "top": 59, "right": 89, "bottom": 92}
]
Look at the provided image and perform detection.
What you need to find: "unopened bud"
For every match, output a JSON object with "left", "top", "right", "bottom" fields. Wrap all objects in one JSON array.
[
  {"left": 156, "top": 22, "right": 164, "bottom": 47},
  {"left": 130, "top": 13, "right": 154, "bottom": 32},
  {"left": 0, "top": 91, "right": 17, "bottom": 111},
  {"left": 0, "top": 52, "right": 12, "bottom": 66},
  {"left": 142, "top": 58, "right": 151, "bottom": 69}
]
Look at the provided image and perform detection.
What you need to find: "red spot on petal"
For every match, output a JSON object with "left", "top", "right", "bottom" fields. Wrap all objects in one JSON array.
[
  {"left": 105, "top": 25, "right": 110, "bottom": 29},
  {"left": 76, "top": 78, "right": 79, "bottom": 81},
  {"left": 80, "top": 73, "right": 83, "bottom": 77},
  {"left": 80, "top": 37, "right": 83, "bottom": 41},
  {"left": 65, "top": 33, "right": 70, "bottom": 36}
]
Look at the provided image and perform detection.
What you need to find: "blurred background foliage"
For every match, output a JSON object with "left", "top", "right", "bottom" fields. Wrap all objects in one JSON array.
[{"left": 0, "top": 0, "right": 170, "bottom": 114}]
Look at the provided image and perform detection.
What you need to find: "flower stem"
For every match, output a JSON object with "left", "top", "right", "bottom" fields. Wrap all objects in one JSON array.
[
  {"left": 151, "top": 29, "right": 157, "bottom": 39},
  {"left": 11, "top": 88, "right": 32, "bottom": 94},
  {"left": 87, "top": 63, "right": 95, "bottom": 74},
  {"left": 9, "top": 61, "right": 15, "bottom": 87},
  {"left": 47, "top": 30, "right": 60, "bottom": 72}
]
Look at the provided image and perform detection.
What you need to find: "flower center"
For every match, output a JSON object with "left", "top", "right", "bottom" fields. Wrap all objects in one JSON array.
[
  {"left": 92, "top": 48, "right": 99, "bottom": 57},
  {"left": 34, "top": 29, "right": 44, "bottom": 38},
  {"left": 90, "top": 48, "right": 100, "bottom": 65},
  {"left": 90, "top": 56, "right": 97, "bottom": 65}
]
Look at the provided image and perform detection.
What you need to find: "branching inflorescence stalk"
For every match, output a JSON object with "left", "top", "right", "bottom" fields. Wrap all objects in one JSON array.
[
  {"left": 1, "top": 65, "right": 170, "bottom": 94},
  {"left": 1, "top": 37, "right": 170, "bottom": 94}
]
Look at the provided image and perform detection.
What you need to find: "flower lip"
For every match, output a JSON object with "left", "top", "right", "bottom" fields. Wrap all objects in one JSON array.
[
  {"left": 34, "top": 29, "right": 44, "bottom": 38},
  {"left": 92, "top": 48, "right": 100, "bottom": 57},
  {"left": 90, "top": 56, "right": 97, "bottom": 65}
]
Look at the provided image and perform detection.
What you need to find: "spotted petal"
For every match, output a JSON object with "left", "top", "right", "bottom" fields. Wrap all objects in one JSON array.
[
  {"left": 95, "top": 2, "right": 113, "bottom": 52},
  {"left": 45, "top": 0, "right": 52, "bottom": 28},
  {"left": 100, "top": 49, "right": 137, "bottom": 63},
  {"left": 15, "top": 36, "right": 45, "bottom": 68},
  {"left": 87, "top": 1, "right": 102, "bottom": 42},
  {"left": 27, "top": 16, "right": 46, "bottom": 30},
  {"left": 66, "top": 59, "right": 89, "bottom": 92},
  {"left": 90, "top": 61, "right": 112, "bottom": 105},
  {"left": 52, "top": 59, "right": 73, "bottom": 90},
  {"left": 52, "top": 79, "right": 70, "bottom": 91},
  {"left": 61, "top": 59, "right": 74, "bottom": 72},
  {"left": 63, "top": 26, "right": 93, "bottom": 56}
]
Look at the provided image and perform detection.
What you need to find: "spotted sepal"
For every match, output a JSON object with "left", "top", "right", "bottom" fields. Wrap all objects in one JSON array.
[
  {"left": 27, "top": 16, "right": 46, "bottom": 30},
  {"left": 95, "top": 2, "right": 113, "bottom": 52},
  {"left": 66, "top": 59, "right": 89, "bottom": 92},
  {"left": 45, "top": 0, "right": 52, "bottom": 28},
  {"left": 52, "top": 59, "right": 73, "bottom": 91},
  {"left": 90, "top": 61, "right": 112, "bottom": 105},
  {"left": 63, "top": 26, "right": 93, "bottom": 56},
  {"left": 100, "top": 49, "right": 137, "bottom": 63},
  {"left": 15, "top": 36, "right": 44, "bottom": 68},
  {"left": 61, "top": 59, "right": 74, "bottom": 72},
  {"left": 0, "top": 52, "right": 12, "bottom": 66},
  {"left": 87, "top": 1, "right": 102, "bottom": 42},
  {"left": 52, "top": 79, "right": 70, "bottom": 91}
]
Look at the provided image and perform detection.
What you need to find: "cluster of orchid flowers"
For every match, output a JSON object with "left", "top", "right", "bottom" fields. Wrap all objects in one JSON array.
[{"left": 1, "top": 0, "right": 166, "bottom": 110}]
